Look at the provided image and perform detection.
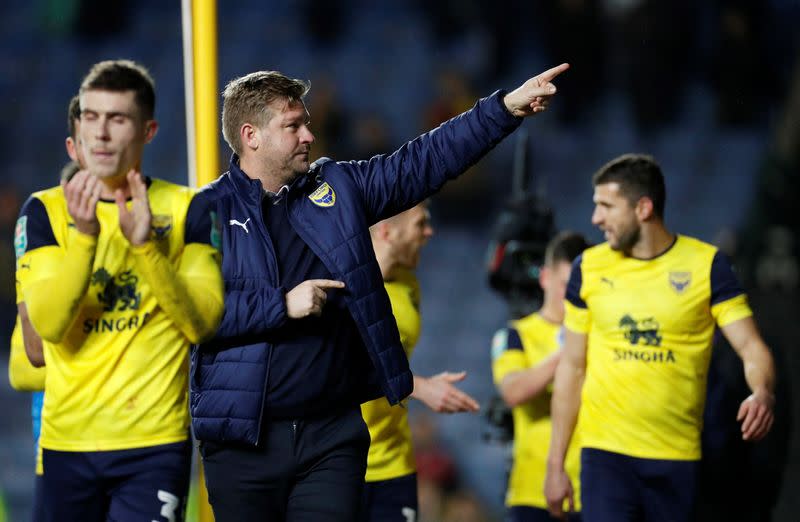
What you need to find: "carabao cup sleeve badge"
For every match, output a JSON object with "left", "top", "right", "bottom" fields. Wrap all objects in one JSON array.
[{"left": 308, "top": 182, "right": 336, "bottom": 207}]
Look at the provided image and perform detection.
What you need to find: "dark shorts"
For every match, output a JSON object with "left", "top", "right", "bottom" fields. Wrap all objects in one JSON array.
[
  {"left": 507, "top": 505, "right": 581, "bottom": 522},
  {"left": 41, "top": 440, "right": 192, "bottom": 522},
  {"left": 201, "top": 406, "right": 370, "bottom": 522},
  {"left": 360, "top": 472, "right": 418, "bottom": 522},
  {"left": 32, "top": 473, "right": 45, "bottom": 522},
  {"left": 580, "top": 448, "right": 698, "bottom": 522}
]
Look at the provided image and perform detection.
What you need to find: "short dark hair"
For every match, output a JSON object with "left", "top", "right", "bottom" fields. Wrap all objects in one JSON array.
[
  {"left": 544, "top": 231, "right": 589, "bottom": 267},
  {"left": 67, "top": 95, "right": 80, "bottom": 138},
  {"left": 222, "top": 71, "right": 310, "bottom": 155},
  {"left": 592, "top": 153, "right": 666, "bottom": 219},
  {"left": 79, "top": 60, "right": 156, "bottom": 119}
]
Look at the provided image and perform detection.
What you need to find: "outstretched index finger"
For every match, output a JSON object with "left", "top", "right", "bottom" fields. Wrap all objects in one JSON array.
[
  {"left": 538, "top": 63, "right": 570, "bottom": 83},
  {"left": 310, "top": 279, "right": 346, "bottom": 290}
]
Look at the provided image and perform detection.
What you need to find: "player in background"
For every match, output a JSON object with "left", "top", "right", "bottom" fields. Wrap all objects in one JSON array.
[
  {"left": 544, "top": 154, "right": 775, "bottom": 521},
  {"left": 361, "top": 202, "right": 480, "bottom": 522},
  {"left": 492, "top": 231, "right": 588, "bottom": 522}
]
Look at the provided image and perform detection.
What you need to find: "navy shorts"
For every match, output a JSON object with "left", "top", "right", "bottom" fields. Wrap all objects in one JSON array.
[
  {"left": 507, "top": 505, "right": 582, "bottom": 521},
  {"left": 32, "top": 473, "right": 45, "bottom": 522},
  {"left": 360, "top": 472, "right": 418, "bottom": 522},
  {"left": 580, "top": 448, "right": 698, "bottom": 522},
  {"left": 41, "top": 440, "right": 192, "bottom": 522}
]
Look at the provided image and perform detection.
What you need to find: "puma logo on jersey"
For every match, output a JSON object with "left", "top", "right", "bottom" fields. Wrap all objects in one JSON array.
[{"left": 229, "top": 218, "right": 251, "bottom": 234}]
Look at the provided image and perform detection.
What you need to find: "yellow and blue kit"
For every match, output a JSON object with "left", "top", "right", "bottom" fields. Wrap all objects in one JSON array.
[
  {"left": 361, "top": 268, "right": 421, "bottom": 483},
  {"left": 564, "top": 235, "right": 752, "bottom": 461},
  {"left": 8, "top": 316, "right": 46, "bottom": 476},
  {"left": 492, "top": 313, "right": 582, "bottom": 511},
  {"left": 14, "top": 178, "right": 224, "bottom": 453}
]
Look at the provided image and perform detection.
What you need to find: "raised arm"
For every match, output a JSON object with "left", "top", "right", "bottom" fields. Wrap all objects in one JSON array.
[
  {"left": 121, "top": 172, "right": 224, "bottom": 344},
  {"left": 339, "top": 63, "right": 569, "bottom": 224},
  {"left": 17, "top": 172, "right": 102, "bottom": 343}
]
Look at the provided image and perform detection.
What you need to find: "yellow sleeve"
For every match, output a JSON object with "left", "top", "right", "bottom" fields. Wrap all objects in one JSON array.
[
  {"left": 564, "top": 300, "right": 590, "bottom": 334},
  {"left": 18, "top": 227, "right": 97, "bottom": 343},
  {"left": 131, "top": 241, "right": 224, "bottom": 344},
  {"left": 8, "top": 318, "right": 45, "bottom": 392},
  {"left": 491, "top": 327, "right": 527, "bottom": 385},
  {"left": 711, "top": 294, "right": 752, "bottom": 327}
]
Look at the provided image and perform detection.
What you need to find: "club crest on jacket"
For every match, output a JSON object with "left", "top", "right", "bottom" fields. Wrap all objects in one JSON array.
[{"left": 309, "top": 182, "right": 336, "bottom": 207}]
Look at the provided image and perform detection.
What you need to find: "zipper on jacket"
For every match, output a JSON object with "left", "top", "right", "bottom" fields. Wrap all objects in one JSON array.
[{"left": 253, "top": 192, "right": 280, "bottom": 446}]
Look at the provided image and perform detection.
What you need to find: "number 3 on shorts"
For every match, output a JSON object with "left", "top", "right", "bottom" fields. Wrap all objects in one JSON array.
[
  {"left": 402, "top": 506, "right": 417, "bottom": 522},
  {"left": 152, "top": 489, "right": 180, "bottom": 522}
]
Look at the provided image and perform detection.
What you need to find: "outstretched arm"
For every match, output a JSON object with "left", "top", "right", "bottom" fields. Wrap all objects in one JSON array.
[
  {"left": 412, "top": 371, "right": 480, "bottom": 413},
  {"left": 344, "top": 63, "right": 569, "bottom": 224},
  {"left": 503, "top": 63, "right": 570, "bottom": 116},
  {"left": 720, "top": 316, "right": 776, "bottom": 441}
]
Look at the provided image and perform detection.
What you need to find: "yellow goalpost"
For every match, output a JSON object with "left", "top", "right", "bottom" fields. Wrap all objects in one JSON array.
[{"left": 181, "top": 1, "right": 218, "bottom": 520}]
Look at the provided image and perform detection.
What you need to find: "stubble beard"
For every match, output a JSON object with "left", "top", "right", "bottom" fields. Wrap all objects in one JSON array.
[{"left": 612, "top": 224, "right": 641, "bottom": 255}]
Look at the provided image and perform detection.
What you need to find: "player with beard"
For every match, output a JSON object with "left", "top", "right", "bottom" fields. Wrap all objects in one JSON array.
[{"left": 544, "top": 153, "right": 775, "bottom": 522}]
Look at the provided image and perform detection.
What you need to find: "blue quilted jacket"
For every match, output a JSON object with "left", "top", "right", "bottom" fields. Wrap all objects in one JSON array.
[{"left": 190, "top": 90, "right": 521, "bottom": 445}]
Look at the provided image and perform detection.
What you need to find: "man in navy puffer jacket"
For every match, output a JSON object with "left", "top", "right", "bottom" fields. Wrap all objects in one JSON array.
[{"left": 190, "top": 63, "right": 569, "bottom": 521}]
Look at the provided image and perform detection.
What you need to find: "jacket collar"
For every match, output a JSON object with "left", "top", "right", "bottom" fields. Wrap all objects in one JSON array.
[{"left": 227, "top": 153, "right": 314, "bottom": 205}]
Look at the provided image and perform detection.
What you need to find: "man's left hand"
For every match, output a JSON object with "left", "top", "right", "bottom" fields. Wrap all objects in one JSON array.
[{"left": 737, "top": 390, "right": 775, "bottom": 441}]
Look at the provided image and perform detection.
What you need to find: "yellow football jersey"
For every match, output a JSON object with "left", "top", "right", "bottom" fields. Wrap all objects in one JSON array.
[
  {"left": 15, "top": 179, "right": 223, "bottom": 452},
  {"left": 492, "top": 313, "right": 582, "bottom": 510},
  {"left": 564, "top": 235, "right": 752, "bottom": 460},
  {"left": 8, "top": 316, "right": 45, "bottom": 392},
  {"left": 361, "top": 268, "right": 421, "bottom": 482}
]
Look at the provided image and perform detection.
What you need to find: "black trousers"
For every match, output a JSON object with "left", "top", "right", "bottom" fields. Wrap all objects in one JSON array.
[{"left": 201, "top": 406, "right": 370, "bottom": 522}]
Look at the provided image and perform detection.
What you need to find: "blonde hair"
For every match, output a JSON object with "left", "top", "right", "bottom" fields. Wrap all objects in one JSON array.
[{"left": 221, "top": 71, "right": 310, "bottom": 155}]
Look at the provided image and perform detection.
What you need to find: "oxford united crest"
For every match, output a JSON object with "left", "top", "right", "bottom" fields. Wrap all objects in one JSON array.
[
  {"left": 150, "top": 214, "right": 173, "bottom": 240},
  {"left": 309, "top": 182, "right": 336, "bottom": 207},
  {"left": 669, "top": 271, "right": 691, "bottom": 294}
]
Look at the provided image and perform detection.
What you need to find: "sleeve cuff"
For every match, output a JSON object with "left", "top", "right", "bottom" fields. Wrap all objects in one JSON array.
[
  {"left": 129, "top": 240, "right": 157, "bottom": 256},
  {"left": 68, "top": 227, "right": 99, "bottom": 248}
]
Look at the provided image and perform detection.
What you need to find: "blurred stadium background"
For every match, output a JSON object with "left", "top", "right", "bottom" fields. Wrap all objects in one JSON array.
[{"left": 1, "top": 1, "right": 799, "bottom": 520}]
